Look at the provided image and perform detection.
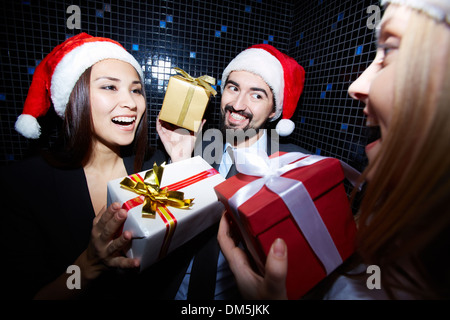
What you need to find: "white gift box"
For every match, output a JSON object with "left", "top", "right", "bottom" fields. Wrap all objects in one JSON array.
[{"left": 107, "top": 156, "right": 225, "bottom": 271}]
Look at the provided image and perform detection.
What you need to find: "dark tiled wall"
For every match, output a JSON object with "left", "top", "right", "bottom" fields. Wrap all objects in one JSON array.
[
  {"left": 0, "top": 0, "right": 380, "bottom": 173},
  {"left": 290, "top": 0, "right": 380, "bottom": 172}
]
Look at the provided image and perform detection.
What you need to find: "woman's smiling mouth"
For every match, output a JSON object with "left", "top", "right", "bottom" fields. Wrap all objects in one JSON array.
[{"left": 112, "top": 116, "right": 136, "bottom": 130}]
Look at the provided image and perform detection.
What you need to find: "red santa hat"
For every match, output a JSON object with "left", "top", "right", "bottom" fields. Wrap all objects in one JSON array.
[
  {"left": 15, "top": 32, "right": 144, "bottom": 139},
  {"left": 221, "top": 44, "right": 305, "bottom": 136}
]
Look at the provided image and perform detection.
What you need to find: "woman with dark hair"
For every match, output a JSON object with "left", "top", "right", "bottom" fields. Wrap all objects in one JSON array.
[
  {"left": 55, "top": 65, "right": 150, "bottom": 173},
  {"left": 1, "top": 33, "right": 166, "bottom": 299}
]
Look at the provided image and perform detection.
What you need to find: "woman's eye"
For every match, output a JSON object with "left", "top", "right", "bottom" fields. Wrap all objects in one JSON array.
[
  {"left": 383, "top": 46, "right": 395, "bottom": 56},
  {"left": 102, "top": 85, "right": 116, "bottom": 91},
  {"left": 376, "top": 43, "right": 398, "bottom": 66},
  {"left": 132, "top": 88, "right": 142, "bottom": 94}
]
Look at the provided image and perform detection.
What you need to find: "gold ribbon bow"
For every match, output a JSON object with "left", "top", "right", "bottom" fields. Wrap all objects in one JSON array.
[
  {"left": 173, "top": 67, "right": 217, "bottom": 97},
  {"left": 120, "top": 162, "right": 194, "bottom": 218}
]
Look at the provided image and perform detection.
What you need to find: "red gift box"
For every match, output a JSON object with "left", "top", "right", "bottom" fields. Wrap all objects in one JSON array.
[{"left": 214, "top": 151, "right": 357, "bottom": 299}]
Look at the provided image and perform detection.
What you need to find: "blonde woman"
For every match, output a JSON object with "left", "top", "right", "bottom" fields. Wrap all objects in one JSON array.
[{"left": 218, "top": 0, "right": 450, "bottom": 299}]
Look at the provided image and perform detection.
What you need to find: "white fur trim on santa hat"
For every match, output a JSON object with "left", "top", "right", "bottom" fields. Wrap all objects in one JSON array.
[
  {"left": 15, "top": 114, "right": 41, "bottom": 139},
  {"left": 221, "top": 48, "right": 284, "bottom": 121},
  {"left": 381, "top": 0, "right": 450, "bottom": 24},
  {"left": 276, "top": 118, "right": 295, "bottom": 137},
  {"left": 50, "top": 41, "right": 144, "bottom": 118}
]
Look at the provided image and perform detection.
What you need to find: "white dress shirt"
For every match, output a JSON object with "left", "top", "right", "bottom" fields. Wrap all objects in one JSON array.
[{"left": 175, "top": 130, "right": 268, "bottom": 300}]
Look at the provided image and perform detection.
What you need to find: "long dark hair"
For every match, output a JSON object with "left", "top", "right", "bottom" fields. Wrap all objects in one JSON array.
[{"left": 46, "top": 66, "right": 149, "bottom": 172}]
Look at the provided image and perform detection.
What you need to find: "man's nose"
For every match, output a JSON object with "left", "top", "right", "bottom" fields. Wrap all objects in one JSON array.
[{"left": 232, "top": 92, "right": 248, "bottom": 111}]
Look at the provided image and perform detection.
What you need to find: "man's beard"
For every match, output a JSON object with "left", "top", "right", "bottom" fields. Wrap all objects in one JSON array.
[{"left": 220, "top": 104, "right": 268, "bottom": 143}]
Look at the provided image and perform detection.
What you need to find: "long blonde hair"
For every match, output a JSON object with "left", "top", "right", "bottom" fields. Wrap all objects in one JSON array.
[{"left": 355, "top": 8, "right": 450, "bottom": 299}]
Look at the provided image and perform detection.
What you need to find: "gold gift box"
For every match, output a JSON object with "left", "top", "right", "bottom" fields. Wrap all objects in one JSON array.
[{"left": 159, "top": 69, "right": 216, "bottom": 132}]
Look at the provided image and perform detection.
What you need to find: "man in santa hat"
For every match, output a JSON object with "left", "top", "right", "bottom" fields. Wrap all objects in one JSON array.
[{"left": 158, "top": 44, "right": 309, "bottom": 299}]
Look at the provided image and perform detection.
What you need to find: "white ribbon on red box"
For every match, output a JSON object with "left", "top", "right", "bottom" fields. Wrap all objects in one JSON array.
[{"left": 227, "top": 149, "right": 360, "bottom": 275}]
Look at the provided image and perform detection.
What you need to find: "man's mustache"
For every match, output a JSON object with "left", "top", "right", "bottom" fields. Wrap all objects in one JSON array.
[{"left": 224, "top": 105, "right": 253, "bottom": 122}]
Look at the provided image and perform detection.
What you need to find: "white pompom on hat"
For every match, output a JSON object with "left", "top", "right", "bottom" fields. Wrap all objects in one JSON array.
[
  {"left": 221, "top": 44, "right": 305, "bottom": 136},
  {"left": 15, "top": 32, "right": 144, "bottom": 139}
]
